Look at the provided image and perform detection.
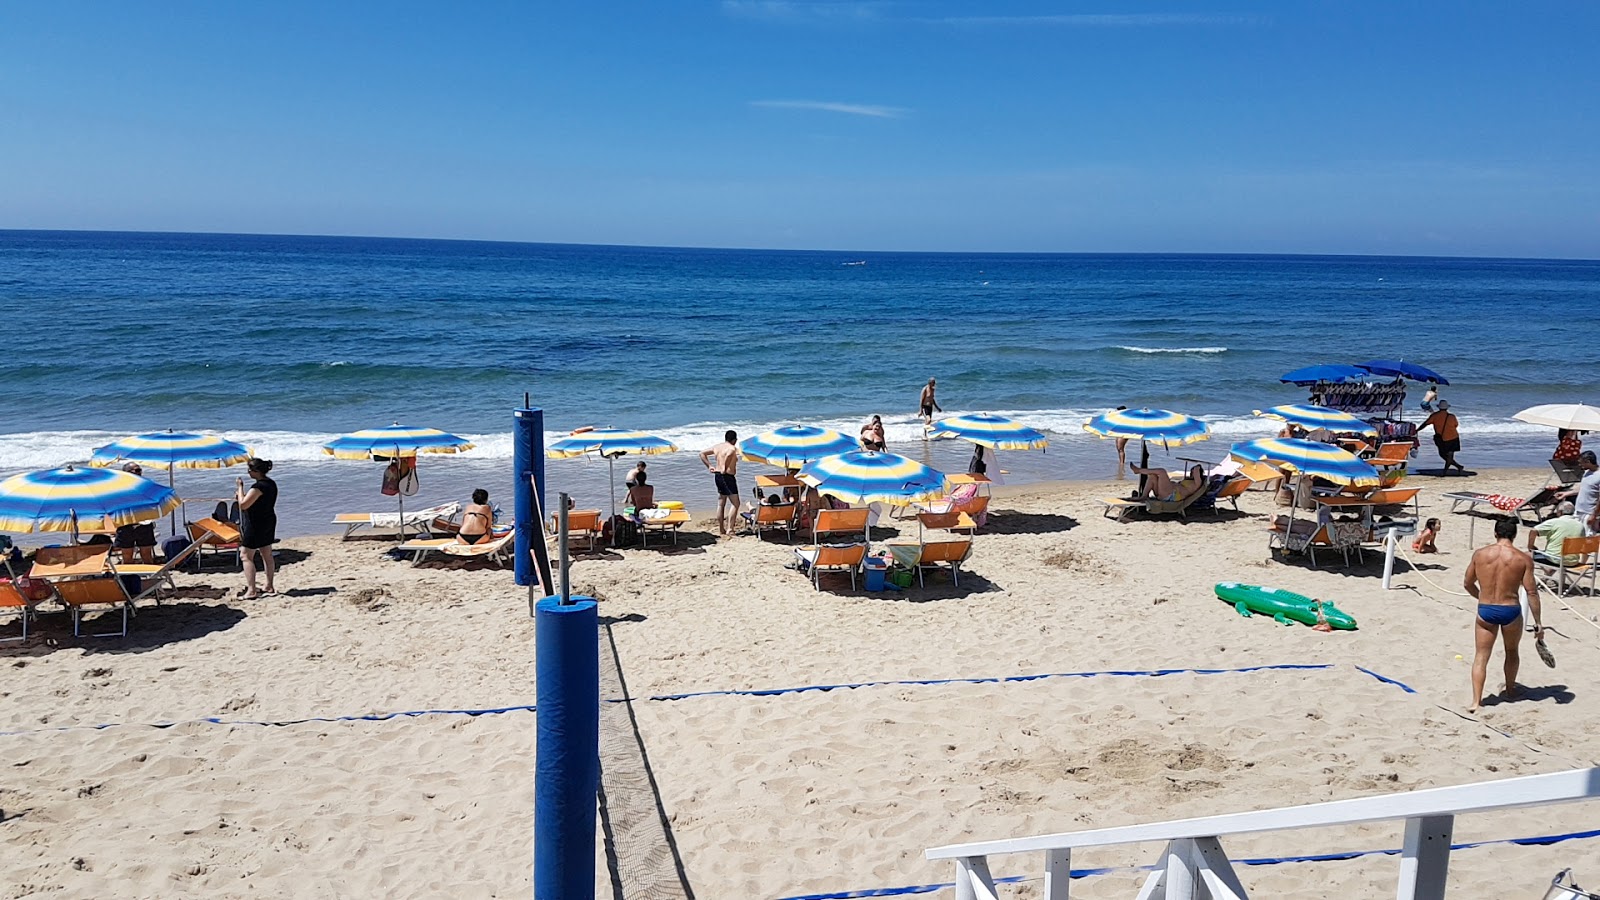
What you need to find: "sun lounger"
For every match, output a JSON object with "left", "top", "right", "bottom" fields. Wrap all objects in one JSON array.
[
  {"left": 746, "top": 502, "right": 798, "bottom": 542},
  {"left": 1442, "top": 487, "right": 1561, "bottom": 524},
  {"left": 1365, "top": 486, "right": 1421, "bottom": 518},
  {"left": 1208, "top": 476, "right": 1252, "bottom": 512},
  {"left": 812, "top": 508, "right": 869, "bottom": 542},
  {"left": 638, "top": 508, "right": 691, "bottom": 547},
  {"left": 1535, "top": 535, "right": 1600, "bottom": 597},
  {"left": 793, "top": 543, "right": 867, "bottom": 591},
  {"left": 0, "top": 580, "right": 33, "bottom": 642},
  {"left": 1270, "top": 515, "right": 1363, "bottom": 567},
  {"left": 1551, "top": 459, "right": 1585, "bottom": 485},
  {"left": 914, "top": 538, "right": 973, "bottom": 587},
  {"left": 331, "top": 502, "right": 461, "bottom": 540},
  {"left": 550, "top": 509, "right": 602, "bottom": 553},
  {"left": 187, "top": 517, "right": 242, "bottom": 569},
  {"left": 1098, "top": 497, "right": 1143, "bottom": 521},
  {"left": 29, "top": 545, "right": 113, "bottom": 580},
  {"left": 1368, "top": 441, "right": 1413, "bottom": 470},
  {"left": 108, "top": 531, "right": 212, "bottom": 602},
  {"left": 49, "top": 573, "right": 169, "bottom": 638},
  {"left": 396, "top": 530, "right": 515, "bottom": 567}
]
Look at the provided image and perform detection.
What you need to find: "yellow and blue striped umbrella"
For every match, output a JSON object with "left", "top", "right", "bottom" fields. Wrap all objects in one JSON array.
[
  {"left": 1253, "top": 405, "right": 1378, "bottom": 438},
  {"left": 90, "top": 430, "right": 252, "bottom": 470},
  {"left": 323, "top": 424, "right": 475, "bottom": 460},
  {"left": 797, "top": 451, "right": 947, "bottom": 507},
  {"left": 1229, "top": 438, "right": 1380, "bottom": 487},
  {"left": 740, "top": 425, "right": 859, "bottom": 468},
  {"left": 546, "top": 428, "right": 678, "bottom": 460},
  {"left": 930, "top": 414, "right": 1049, "bottom": 451},
  {"left": 1083, "top": 407, "right": 1211, "bottom": 448},
  {"left": 0, "top": 465, "right": 180, "bottom": 534}
]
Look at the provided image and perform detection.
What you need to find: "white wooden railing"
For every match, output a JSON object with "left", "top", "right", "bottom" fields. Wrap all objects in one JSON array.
[{"left": 926, "top": 767, "right": 1600, "bottom": 899}]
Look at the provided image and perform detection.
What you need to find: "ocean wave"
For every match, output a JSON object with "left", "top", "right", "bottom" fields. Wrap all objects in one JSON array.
[
  {"left": 1115, "top": 346, "right": 1229, "bottom": 355},
  {"left": 0, "top": 412, "right": 1555, "bottom": 469}
]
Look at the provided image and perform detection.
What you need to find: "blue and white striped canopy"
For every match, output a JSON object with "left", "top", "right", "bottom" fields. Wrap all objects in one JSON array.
[
  {"left": 546, "top": 428, "right": 678, "bottom": 459},
  {"left": 324, "top": 424, "right": 475, "bottom": 460},
  {"left": 797, "top": 451, "right": 947, "bottom": 506},
  {"left": 740, "top": 425, "right": 859, "bottom": 468},
  {"left": 1083, "top": 408, "right": 1211, "bottom": 447},
  {"left": 1229, "top": 438, "right": 1381, "bottom": 487},
  {"left": 1253, "top": 405, "right": 1379, "bottom": 438},
  {"left": 0, "top": 465, "right": 180, "bottom": 533},
  {"left": 90, "top": 430, "right": 252, "bottom": 470},
  {"left": 931, "top": 414, "right": 1049, "bottom": 451}
]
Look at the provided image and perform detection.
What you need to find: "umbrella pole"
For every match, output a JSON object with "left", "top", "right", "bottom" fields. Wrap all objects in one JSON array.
[
  {"left": 168, "top": 467, "right": 177, "bottom": 538},
  {"left": 607, "top": 455, "right": 618, "bottom": 545}
]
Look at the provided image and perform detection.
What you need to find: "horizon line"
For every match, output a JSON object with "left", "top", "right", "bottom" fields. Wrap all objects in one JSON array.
[{"left": 0, "top": 227, "right": 1594, "bottom": 264}]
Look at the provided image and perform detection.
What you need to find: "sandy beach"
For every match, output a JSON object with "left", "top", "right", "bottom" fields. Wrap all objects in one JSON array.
[{"left": 4, "top": 465, "right": 1599, "bottom": 898}]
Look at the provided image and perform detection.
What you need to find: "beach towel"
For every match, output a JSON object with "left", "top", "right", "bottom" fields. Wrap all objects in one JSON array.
[
  {"left": 1486, "top": 493, "right": 1524, "bottom": 512},
  {"left": 369, "top": 502, "right": 459, "bottom": 529}
]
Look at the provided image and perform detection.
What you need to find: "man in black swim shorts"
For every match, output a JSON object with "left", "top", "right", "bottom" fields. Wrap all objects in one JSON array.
[{"left": 700, "top": 430, "right": 741, "bottom": 536}]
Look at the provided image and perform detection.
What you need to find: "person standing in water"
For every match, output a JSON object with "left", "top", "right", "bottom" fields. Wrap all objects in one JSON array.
[
  {"left": 699, "top": 430, "right": 741, "bottom": 537},
  {"left": 1463, "top": 517, "right": 1543, "bottom": 713},
  {"left": 236, "top": 457, "right": 278, "bottom": 599},
  {"left": 918, "top": 378, "right": 942, "bottom": 433}
]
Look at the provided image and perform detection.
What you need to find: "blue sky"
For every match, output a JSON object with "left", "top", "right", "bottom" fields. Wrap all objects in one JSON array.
[{"left": 2, "top": 2, "right": 1597, "bottom": 256}]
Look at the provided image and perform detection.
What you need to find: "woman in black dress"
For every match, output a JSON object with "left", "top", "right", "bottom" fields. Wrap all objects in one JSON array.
[{"left": 235, "top": 457, "right": 278, "bottom": 599}]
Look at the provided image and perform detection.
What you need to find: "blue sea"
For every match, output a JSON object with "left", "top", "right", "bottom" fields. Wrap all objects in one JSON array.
[{"left": 1, "top": 230, "right": 1596, "bottom": 537}]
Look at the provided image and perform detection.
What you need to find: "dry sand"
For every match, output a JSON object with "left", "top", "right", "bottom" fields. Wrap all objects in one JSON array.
[{"left": 4, "top": 466, "right": 1600, "bottom": 898}]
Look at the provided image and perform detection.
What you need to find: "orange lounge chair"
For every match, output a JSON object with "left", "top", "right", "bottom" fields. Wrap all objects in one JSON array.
[
  {"left": 0, "top": 579, "right": 33, "bottom": 642},
  {"left": 550, "top": 509, "right": 602, "bottom": 553},
  {"left": 914, "top": 538, "right": 973, "bottom": 587},
  {"left": 50, "top": 576, "right": 154, "bottom": 638},
  {"left": 748, "top": 503, "right": 799, "bottom": 542},
  {"left": 793, "top": 543, "right": 867, "bottom": 591},
  {"left": 638, "top": 508, "right": 692, "bottom": 547},
  {"left": 187, "top": 517, "right": 242, "bottom": 569},
  {"left": 397, "top": 529, "right": 515, "bottom": 567},
  {"left": 110, "top": 531, "right": 213, "bottom": 601},
  {"left": 812, "top": 508, "right": 869, "bottom": 542},
  {"left": 1369, "top": 441, "right": 1413, "bottom": 470},
  {"left": 29, "top": 545, "right": 113, "bottom": 580},
  {"left": 1535, "top": 535, "right": 1600, "bottom": 598},
  {"left": 1208, "top": 476, "right": 1252, "bottom": 513}
]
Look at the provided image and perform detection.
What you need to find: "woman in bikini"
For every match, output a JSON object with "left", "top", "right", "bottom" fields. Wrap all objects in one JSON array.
[{"left": 458, "top": 489, "right": 495, "bottom": 544}]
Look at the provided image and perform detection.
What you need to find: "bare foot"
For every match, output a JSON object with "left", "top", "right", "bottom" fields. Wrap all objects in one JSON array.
[{"left": 1466, "top": 704, "right": 1479, "bottom": 714}]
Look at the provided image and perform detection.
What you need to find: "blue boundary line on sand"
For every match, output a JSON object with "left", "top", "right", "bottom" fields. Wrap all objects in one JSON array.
[
  {"left": 774, "top": 827, "right": 1600, "bottom": 899},
  {"left": 0, "top": 663, "right": 1419, "bottom": 738}
]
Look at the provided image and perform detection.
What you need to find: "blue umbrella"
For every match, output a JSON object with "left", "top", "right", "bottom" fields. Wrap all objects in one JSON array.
[
  {"left": 0, "top": 465, "right": 180, "bottom": 538},
  {"left": 1355, "top": 360, "right": 1449, "bottom": 385},
  {"left": 1279, "top": 364, "right": 1367, "bottom": 386}
]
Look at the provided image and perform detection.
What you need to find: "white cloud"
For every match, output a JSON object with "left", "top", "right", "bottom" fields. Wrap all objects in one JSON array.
[{"left": 750, "top": 99, "right": 908, "bottom": 118}]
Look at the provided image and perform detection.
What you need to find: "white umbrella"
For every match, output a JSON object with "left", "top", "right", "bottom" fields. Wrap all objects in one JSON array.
[{"left": 1514, "top": 404, "right": 1600, "bottom": 431}]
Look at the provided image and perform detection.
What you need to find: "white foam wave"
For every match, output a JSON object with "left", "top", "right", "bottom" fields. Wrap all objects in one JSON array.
[
  {"left": 0, "top": 412, "right": 1557, "bottom": 470},
  {"left": 1116, "top": 346, "right": 1229, "bottom": 354}
]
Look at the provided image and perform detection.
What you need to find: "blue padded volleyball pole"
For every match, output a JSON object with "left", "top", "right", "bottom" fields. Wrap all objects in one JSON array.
[
  {"left": 534, "top": 590, "right": 598, "bottom": 899},
  {"left": 514, "top": 404, "right": 546, "bottom": 588}
]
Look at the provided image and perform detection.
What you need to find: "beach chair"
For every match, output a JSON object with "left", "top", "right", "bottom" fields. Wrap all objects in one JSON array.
[
  {"left": 1551, "top": 459, "right": 1585, "bottom": 485},
  {"left": 1142, "top": 479, "right": 1212, "bottom": 518},
  {"left": 396, "top": 530, "right": 515, "bottom": 567},
  {"left": 0, "top": 579, "right": 32, "bottom": 642},
  {"left": 914, "top": 538, "right": 973, "bottom": 587},
  {"left": 550, "top": 509, "right": 602, "bottom": 553},
  {"left": 1098, "top": 497, "right": 1143, "bottom": 521},
  {"left": 812, "top": 508, "right": 869, "bottom": 543},
  {"left": 29, "top": 544, "right": 113, "bottom": 580},
  {"left": 331, "top": 501, "right": 460, "bottom": 540},
  {"left": 50, "top": 574, "right": 164, "bottom": 638},
  {"left": 748, "top": 502, "right": 799, "bottom": 542},
  {"left": 1208, "top": 476, "right": 1253, "bottom": 513},
  {"left": 638, "top": 508, "right": 691, "bottom": 547},
  {"left": 916, "top": 510, "right": 978, "bottom": 538},
  {"left": 108, "top": 530, "right": 212, "bottom": 603},
  {"left": 187, "top": 517, "right": 242, "bottom": 569},
  {"left": 793, "top": 543, "right": 867, "bottom": 591},
  {"left": 1535, "top": 535, "right": 1600, "bottom": 598},
  {"left": 1369, "top": 442, "right": 1413, "bottom": 470},
  {"left": 1442, "top": 487, "right": 1561, "bottom": 525},
  {"left": 1275, "top": 518, "right": 1363, "bottom": 567},
  {"left": 1366, "top": 486, "right": 1422, "bottom": 519}
]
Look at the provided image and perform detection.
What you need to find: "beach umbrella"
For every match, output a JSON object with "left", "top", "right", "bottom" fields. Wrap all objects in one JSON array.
[
  {"left": 930, "top": 414, "right": 1049, "bottom": 451},
  {"left": 546, "top": 427, "right": 678, "bottom": 526},
  {"left": 322, "top": 424, "right": 476, "bottom": 537},
  {"left": 1355, "top": 360, "right": 1449, "bottom": 385},
  {"left": 797, "top": 450, "right": 947, "bottom": 547},
  {"left": 0, "top": 465, "right": 179, "bottom": 541},
  {"left": 1279, "top": 364, "right": 1368, "bottom": 386},
  {"left": 1513, "top": 403, "right": 1600, "bottom": 431},
  {"left": 1230, "top": 438, "right": 1380, "bottom": 557},
  {"left": 1229, "top": 438, "right": 1380, "bottom": 487},
  {"left": 90, "top": 430, "right": 252, "bottom": 534},
  {"left": 739, "top": 425, "right": 859, "bottom": 469},
  {"left": 1083, "top": 407, "right": 1210, "bottom": 448},
  {"left": 1253, "top": 405, "right": 1379, "bottom": 439}
]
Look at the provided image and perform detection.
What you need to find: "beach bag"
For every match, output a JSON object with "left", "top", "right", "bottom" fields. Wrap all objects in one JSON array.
[
  {"left": 604, "top": 515, "right": 639, "bottom": 546},
  {"left": 9, "top": 575, "right": 52, "bottom": 603}
]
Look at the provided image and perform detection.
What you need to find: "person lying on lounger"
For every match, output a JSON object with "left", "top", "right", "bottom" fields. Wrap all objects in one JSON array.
[{"left": 1129, "top": 464, "right": 1208, "bottom": 503}]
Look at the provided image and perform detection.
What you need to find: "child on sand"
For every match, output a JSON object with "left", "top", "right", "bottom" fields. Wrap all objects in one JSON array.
[{"left": 1413, "top": 517, "right": 1441, "bottom": 553}]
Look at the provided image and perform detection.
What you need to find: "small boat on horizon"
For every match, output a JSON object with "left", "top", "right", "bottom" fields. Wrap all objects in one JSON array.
[{"left": 842, "top": 260, "right": 866, "bottom": 266}]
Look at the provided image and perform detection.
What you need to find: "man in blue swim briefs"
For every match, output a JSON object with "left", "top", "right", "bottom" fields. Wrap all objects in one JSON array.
[
  {"left": 700, "top": 430, "right": 741, "bottom": 537},
  {"left": 1463, "top": 517, "right": 1544, "bottom": 713}
]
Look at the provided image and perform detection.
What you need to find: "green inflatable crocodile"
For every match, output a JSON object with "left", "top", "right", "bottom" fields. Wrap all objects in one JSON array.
[{"left": 1215, "top": 582, "right": 1357, "bottom": 630}]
